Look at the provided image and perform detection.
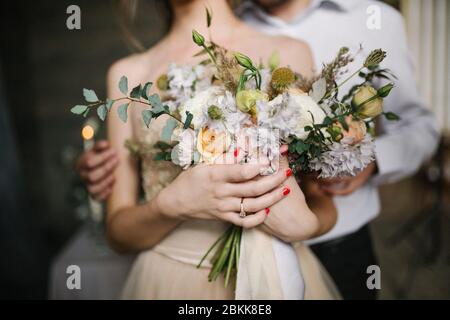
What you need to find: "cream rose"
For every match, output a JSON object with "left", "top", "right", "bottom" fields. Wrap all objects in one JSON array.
[{"left": 197, "top": 128, "right": 232, "bottom": 164}]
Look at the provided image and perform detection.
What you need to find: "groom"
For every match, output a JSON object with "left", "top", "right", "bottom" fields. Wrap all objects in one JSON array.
[{"left": 76, "top": 0, "right": 439, "bottom": 299}]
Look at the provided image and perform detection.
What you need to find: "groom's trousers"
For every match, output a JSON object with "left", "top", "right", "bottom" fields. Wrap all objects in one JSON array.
[{"left": 310, "top": 225, "right": 378, "bottom": 300}]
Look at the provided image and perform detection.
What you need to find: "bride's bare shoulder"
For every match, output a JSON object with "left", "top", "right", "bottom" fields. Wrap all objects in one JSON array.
[
  {"left": 106, "top": 47, "right": 161, "bottom": 93},
  {"left": 269, "top": 35, "right": 315, "bottom": 77}
]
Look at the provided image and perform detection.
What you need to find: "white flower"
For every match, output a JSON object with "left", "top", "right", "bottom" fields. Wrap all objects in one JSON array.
[
  {"left": 179, "top": 86, "right": 222, "bottom": 129},
  {"left": 171, "top": 129, "right": 195, "bottom": 169},
  {"left": 167, "top": 63, "right": 214, "bottom": 104},
  {"left": 288, "top": 91, "right": 327, "bottom": 140},
  {"left": 309, "top": 134, "right": 375, "bottom": 178}
]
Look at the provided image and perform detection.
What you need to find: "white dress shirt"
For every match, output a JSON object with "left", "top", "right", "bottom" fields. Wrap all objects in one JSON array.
[{"left": 238, "top": 0, "right": 440, "bottom": 243}]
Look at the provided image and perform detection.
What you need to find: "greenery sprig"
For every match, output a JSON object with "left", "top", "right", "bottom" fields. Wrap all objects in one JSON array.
[{"left": 70, "top": 76, "right": 194, "bottom": 130}]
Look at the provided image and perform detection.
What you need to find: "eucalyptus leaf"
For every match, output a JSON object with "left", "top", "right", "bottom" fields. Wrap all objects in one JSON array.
[
  {"left": 119, "top": 76, "right": 128, "bottom": 95},
  {"left": 142, "top": 109, "right": 153, "bottom": 128},
  {"left": 184, "top": 111, "right": 193, "bottom": 129},
  {"left": 130, "top": 84, "right": 142, "bottom": 99},
  {"left": 161, "top": 118, "right": 178, "bottom": 142},
  {"left": 105, "top": 99, "right": 114, "bottom": 111},
  {"left": 71, "top": 105, "right": 88, "bottom": 115},
  {"left": 141, "top": 82, "right": 153, "bottom": 100},
  {"left": 83, "top": 89, "right": 99, "bottom": 103},
  {"left": 148, "top": 94, "right": 165, "bottom": 113},
  {"left": 97, "top": 104, "right": 108, "bottom": 121},
  {"left": 117, "top": 102, "right": 130, "bottom": 123}
]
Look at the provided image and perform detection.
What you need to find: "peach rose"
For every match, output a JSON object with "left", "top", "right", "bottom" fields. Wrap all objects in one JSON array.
[
  {"left": 197, "top": 127, "right": 232, "bottom": 164},
  {"left": 336, "top": 116, "right": 367, "bottom": 145}
]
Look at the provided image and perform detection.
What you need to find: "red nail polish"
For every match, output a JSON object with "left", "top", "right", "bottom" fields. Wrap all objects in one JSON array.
[
  {"left": 281, "top": 150, "right": 288, "bottom": 156},
  {"left": 265, "top": 208, "right": 270, "bottom": 216},
  {"left": 283, "top": 187, "right": 291, "bottom": 196},
  {"left": 233, "top": 148, "right": 239, "bottom": 158},
  {"left": 285, "top": 169, "right": 292, "bottom": 177}
]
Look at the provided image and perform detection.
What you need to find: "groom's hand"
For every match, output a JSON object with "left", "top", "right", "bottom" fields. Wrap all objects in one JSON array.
[
  {"left": 318, "top": 162, "right": 377, "bottom": 196},
  {"left": 76, "top": 140, "right": 118, "bottom": 200}
]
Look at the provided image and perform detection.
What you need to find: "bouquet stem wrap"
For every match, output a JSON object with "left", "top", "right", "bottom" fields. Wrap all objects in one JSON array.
[{"left": 235, "top": 228, "right": 305, "bottom": 300}]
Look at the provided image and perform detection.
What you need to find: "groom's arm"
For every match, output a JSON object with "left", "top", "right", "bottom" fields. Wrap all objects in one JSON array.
[
  {"left": 372, "top": 11, "right": 440, "bottom": 184},
  {"left": 370, "top": 9, "right": 440, "bottom": 185}
]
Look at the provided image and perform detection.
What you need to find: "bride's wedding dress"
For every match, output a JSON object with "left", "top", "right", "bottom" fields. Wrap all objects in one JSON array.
[{"left": 121, "top": 114, "right": 341, "bottom": 300}]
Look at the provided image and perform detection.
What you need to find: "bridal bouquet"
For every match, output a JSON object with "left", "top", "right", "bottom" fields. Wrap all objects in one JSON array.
[{"left": 71, "top": 13, "right": 398, "bottom": 288}]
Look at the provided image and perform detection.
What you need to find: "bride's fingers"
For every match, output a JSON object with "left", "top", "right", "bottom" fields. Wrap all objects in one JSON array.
[
  {"left": 226, "top": 167, "right": 291, "bottom": 198},
  {"left": 241, "top": 185, "right": 290, "bottom": 213},
  {"left": 221, "top": 210, "right": 267, "bottom": 229},
  {"left": 211, "top": 163, "right": 269, "bottom": 183}
]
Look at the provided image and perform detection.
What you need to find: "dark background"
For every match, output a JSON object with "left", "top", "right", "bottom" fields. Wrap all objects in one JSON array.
[{"left": 0, "top": 0, "right": 448, "bottom": 299}]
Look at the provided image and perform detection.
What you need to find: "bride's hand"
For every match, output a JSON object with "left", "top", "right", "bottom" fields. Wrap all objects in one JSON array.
[{"left": 156, "top": 162, "right": 292, "bottom": 228}]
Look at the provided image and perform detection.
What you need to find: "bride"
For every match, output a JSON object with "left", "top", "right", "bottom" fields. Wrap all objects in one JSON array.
[{"left": 106, "top": 0, "right": 339, "bottom": 299}]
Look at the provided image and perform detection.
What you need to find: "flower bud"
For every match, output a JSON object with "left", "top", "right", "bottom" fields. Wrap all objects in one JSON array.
[
  {"left": 364, "top": 49, "right": 386, "bottom": 68},
  {"left": 377, "top": 83, "right": 394, "bottom": 98},
  {"left": 234, "top": 52, "right": 255, "bottom": 70},
  {"left": 352, "top": 85, "right": 383, "bottom": 119},
  {"left": 207, "top": 105, "right": 223, "bottom": 120},
  {"left": 327, "top": 125, "right": 343, "bottom": 142},
  {"left": 156, "top": 74, "right": 169, "bottom": 91},
  {"left": 192, "top": 30, "right": 205, "bottom": 46},
  {"left": 268, "top": 51, "right": 280, "bottom": 71},
  {"left": 236, "top": 89, "right": 268, "bottom": 113}
]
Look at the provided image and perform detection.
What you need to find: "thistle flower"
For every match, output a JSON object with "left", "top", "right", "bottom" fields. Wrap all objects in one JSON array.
[
  {"left": 364, "top": 49, "right": 386, "bottom": 68},
  {"left": 207, "top": 105, "right": 223, "bottom": 120},
  {"left": 192, "top": 30, "right": 205, "bottom": 46},
  {"left": 157, "top": 74, "right": 169, "bottom": 91},
  {"left": 270, "top": 67, "right": 296, "bottom": 93}
]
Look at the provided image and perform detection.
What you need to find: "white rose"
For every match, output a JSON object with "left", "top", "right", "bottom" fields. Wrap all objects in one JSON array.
[
  {"left": 288, "top": 91, "right": 327, "bottom": 140},
  {"left": 179, "top": 86, "right": 221, "bottom": 129},
  {"left": 171, "top": 129, "right": 195, "bottom": 169}
]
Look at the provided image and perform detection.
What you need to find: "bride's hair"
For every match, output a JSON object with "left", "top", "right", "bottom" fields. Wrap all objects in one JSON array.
[
  {"left": 117, "top": 0, "right": 172, "bottom": 51},
  {"left": 118, "top": 0, "right": 242, "bottom": 52}
]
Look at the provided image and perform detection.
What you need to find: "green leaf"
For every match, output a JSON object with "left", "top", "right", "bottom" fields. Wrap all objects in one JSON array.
[
  {"left": 141, "top": 82, "right": 153, "bottom": 100},
  {"left": 338, "top": 116, "right": 349, "bottom": 131},
  {"left": 154, "top": 141, "right": 173, "bottom": 151},
  {"left": 206, "top": 7, "right": 212, "bottom": 27},
  {"left": 322, "top": 116, "right": 333, "bottom": 126},
  {"left": 105, "top": 99, "right": 114, "bottom": 111},
  {"left": 119, "top": 76, "right": 128, "bottom": 95},
  {"left": 130, "top": 84, "right": 142, "bottom": 99},
  {"left": 148, "top": 94, "right": 165, "bottom": 113},
  {"left": 384, "top": 112, "right": 400, "bottom": 121},
  {"left": 183, "top": 111, "right": 193, "bottom": 129},
  {"left": 71, "top": 105, "right": 88, "bottom": 115},
  {"left": 377, "top": 83, "right": 394, "bottom": 98},
  {"left": 117, "top": 102, "right": 130, "bottom": 123},
  {"left": 142, "top": 109, "right": 153, "bottom": 128},
  {"left": 161, "top": 118, "right": 178, "bottom": 142},
  {"left": 153, "top": 151, "right": 172, "bottom": 161},
  {"left": 295, "top": 141, "right": 310, "bottom": 154},
  {"left": 83, "top": 89, "right": 98, "bottom": 103},
  {"left": 97, "top": 104, "right": 108, "bottom": 121}
]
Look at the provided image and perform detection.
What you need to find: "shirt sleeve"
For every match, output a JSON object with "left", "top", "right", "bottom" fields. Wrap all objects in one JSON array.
[{"left": 370, "top": 7, "right": 440, "bottom": 185}]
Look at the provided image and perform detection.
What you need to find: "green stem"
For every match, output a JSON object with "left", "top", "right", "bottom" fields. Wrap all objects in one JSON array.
[
  {"left": 224, "top": 226, "right": 239, "bottom": 287},
  {"left": 209, "top": 226, "right": 236, "bottom": 281},
  {"left": 197, "top": 227, "right": 230, "bottom": 269},
  {"left": 322, "top": 66, "right": 364, "bottom": 101}
]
